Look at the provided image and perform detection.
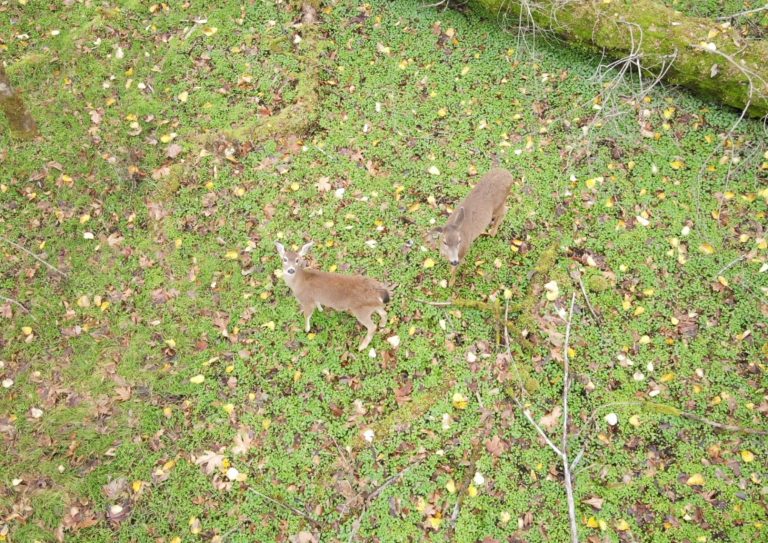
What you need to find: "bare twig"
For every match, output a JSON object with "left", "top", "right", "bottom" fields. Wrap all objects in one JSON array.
[
  {"left": 574, "top": 271, "right": 600, "bottom": 323},
  {"left": 0, "top": 294, "right": 36, "bottom": 320},
  {"left": 0, "top": 236, "right": 68, "bottom": 277},
  {"left": 249, "top": 489, "right": 323, "bottom": 530},
  {"left": 714, "top": 254, "right": 746, "bottom": 278},
  {"left": 561, "top": 293, "right": 579, "bottom": 543},
  {"left": 346, "top": 460, "right": 421, "bottom": 541},
  {"left": 514, "top": 293, "right": 580, "bottom": 543},
  {"left": 681, "top": 412, "right": 768, "bottom": 436},
  {"left": 716, "top": 4, "right": 768, "bottom": 20}
]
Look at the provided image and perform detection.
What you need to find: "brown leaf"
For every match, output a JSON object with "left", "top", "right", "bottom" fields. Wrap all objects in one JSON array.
[
  {"left": 582, "top": 496, "right": 604, "bottom": 510},
  {"left": 102, "top": 477, "right": 128, "bottom": 499},
  {"left": 485, "top": 435, "right": 508, "bottom": 457},
  {"left": 232, "top": 427, "right": 254, "bottom": 456},
  {"left": 539, "top": 406, "right": 561, "bottom": 431},
  {"left": 194, "top": 450, "right": 225, "bottom": 475},
  {"left": 166, "top": 143, "right": 183, "bottom": 159}
]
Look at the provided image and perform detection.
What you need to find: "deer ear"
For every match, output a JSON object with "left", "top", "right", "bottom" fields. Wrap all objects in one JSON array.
[
  {"left": 274, "top": 241, "right": 285, "bottom": 256},
  {"left": 299, "top": 241, "right": 314, "bottom": 257},
  {"left": 453, "top": 207, "right": 466, "bottom": 226}
]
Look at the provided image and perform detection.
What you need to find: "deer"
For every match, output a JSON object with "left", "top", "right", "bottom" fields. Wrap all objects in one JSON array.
[
  {"left": 429, "top": 168, "right": 514, "bottom": 286},
  {"left": 274, "top": 241, "right": 392, "bottom": 351}
]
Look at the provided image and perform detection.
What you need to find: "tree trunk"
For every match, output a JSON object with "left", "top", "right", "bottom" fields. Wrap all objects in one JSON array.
[
  {"left": 0, "top": 64, "right": 38, "bottom": 140},
  {"left": 466, "top": 0, "right": 768, "bottom": 118}
]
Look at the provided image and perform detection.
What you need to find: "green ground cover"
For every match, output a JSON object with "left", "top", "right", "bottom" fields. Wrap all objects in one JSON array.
[{"left": 1, "top": 1, "right": 766, "bottom": 542}]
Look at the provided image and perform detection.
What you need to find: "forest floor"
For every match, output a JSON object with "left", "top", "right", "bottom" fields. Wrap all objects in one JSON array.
[{"left": 1, "top": 1, "right": 767, "bottom": 542}]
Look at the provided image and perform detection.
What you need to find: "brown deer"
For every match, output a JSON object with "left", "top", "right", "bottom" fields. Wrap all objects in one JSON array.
[
  {"left": 429, "top": 168, "right": 514, "bottom": 286},
  {"left": 274, "top": 241, "right": 392, "bottom": 351}
]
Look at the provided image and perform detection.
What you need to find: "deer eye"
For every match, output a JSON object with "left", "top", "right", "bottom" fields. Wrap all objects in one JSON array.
[{"left": 282, "top": 257, "right": 287, "bottom": 262}]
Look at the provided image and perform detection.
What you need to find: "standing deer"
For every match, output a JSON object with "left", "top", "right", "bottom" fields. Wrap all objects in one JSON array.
[
  {"left": 429, "top": 168, "right": 514, "bottom": 286},
  {"left": 274, "top": 241, "right": 392, "bottom": 351}
]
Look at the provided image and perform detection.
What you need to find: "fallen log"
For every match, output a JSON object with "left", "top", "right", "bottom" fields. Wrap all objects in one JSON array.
[{"left": 466, "top": 0, "right": 768, "bottom": 118}]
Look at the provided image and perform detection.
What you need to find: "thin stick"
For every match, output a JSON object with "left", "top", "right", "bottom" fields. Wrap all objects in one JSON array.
[
  {"left": 346, "top": 460, "right": 419, "bottom": 541},
  {"left": 681, "top": 412, "right": 768, "bottom": 436},
  {"left": 716, "top": 4, "right": 768, "bottom": 20},
  {"left": 518, "top": 404, "right": 564, "bottom": 457},
  {"left": 715, "top": 255, "right": 746, "bottom": 278},
  {"left": 0, "top": 236, "right": 68, "bottom": 277},
  {"left": 249, "top": 489, "right": 323, "bottom": 530},
  {"left": 414, "top": 298, "right": 453, "bottom": 307},
  {"left": 0, "top": 294, "right": 36, "bottom": 320},
  {"left": 561, "top": 293, "right": 579, "bottom": 543},
  {"left": 576, "top": 273, "right": 600, "bottom": 323}
]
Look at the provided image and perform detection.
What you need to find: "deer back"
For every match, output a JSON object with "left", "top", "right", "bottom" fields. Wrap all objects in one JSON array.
[
  {"left": 451, "top": 168, "right": 514, "bottom": 244},
  {"left": 293, "top": 268, "right": 388, "bottom": 310}
]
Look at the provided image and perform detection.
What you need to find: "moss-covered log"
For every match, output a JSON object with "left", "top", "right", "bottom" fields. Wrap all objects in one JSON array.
[
  {"left": 466, "top": 0, "right": 768, "bottom": 118},
  {"left": 0, "top": 65, "right": 38, "bottom": 140}
]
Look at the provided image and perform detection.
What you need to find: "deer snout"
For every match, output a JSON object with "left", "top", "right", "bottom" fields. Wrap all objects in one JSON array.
[
  {"left": 286, "top": 267, "right": 296, "bottom": 275},
  {"left": 450, "top": 259, "right": 459, "bottom": 266}
]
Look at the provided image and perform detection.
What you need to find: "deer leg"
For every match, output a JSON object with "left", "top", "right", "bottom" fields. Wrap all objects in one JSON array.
[
  {"left": 375, "top": 308, "right": 388, "bottom": 328},
  {"left": 448, "top": 266, "right": 458, "bottom": 287},
  {"left": 488, "top": 205, "right": 507, "bottom": 237},
  {"left": 302, "top": 304, "right": 314, "bottom": 333},
  {"left": 354, "top": 309, "right": 377, "bottom": 351},
  {"left": 316, "top": 303, "right": 324, "bottom": 312}
]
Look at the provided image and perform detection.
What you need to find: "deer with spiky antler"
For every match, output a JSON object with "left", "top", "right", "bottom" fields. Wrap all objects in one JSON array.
[{"left": 275, "top": 241, "right": 393, "bottom": 351}]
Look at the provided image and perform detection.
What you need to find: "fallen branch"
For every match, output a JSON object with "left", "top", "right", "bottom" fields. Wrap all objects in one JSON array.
[
  {"left": 714, "top": 254, "right": 746, "bottom": 278},
  {"left": 416, "top": 296, "right": 534, "bottom": 352},
  {"left": 344, "top": 458, "right": 424, "bottom": 541},
  {"left": 0, "top": 236, "right": 67, "bottom": 277},
  {"left": 515, "top": 293, "right": 580, "bottom": 543},
  {"left": 249, "top": 489, "right": 323, "bottom": 530},
  {"left": 716, "top": 4, "right": 768, "bottom": 21},
  {"left": 572, "top": 270, "right": 601, "bottom": 324},
  {"left": 0, "top": 294, "right": 36, "bottom": 320}
]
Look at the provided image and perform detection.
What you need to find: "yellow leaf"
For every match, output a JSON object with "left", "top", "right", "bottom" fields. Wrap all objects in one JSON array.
[
  {"left": 177, "top": 91, "right": 189, "bottom": 102},
  {"left": 670, "top": 160, "right": 685, "bottom": 170},
  {"left": 633, "top": 306, "right": 645, "bottom": 316},
  {"left": 223, "top": 403, "right": 234, "bottom": 414},
  {"left": 293, "top": 370, "right": 302, "bottom": 382},
  {"left": 467, "top": 484, "right": 478, "bottom": 497},
  {"left": 262, "top": 418, "right": 271, "bottom": 430},
  {"left": 616, "top": 519, "right": 630, "bottom": 531},
  {"left": 586, "top": 516, "right": 599, "bottom": 528},
  {"left": 741, "top": 450, "right": 755, "bottom": 463},
  {"left": 160, "top": 133, "right": 176, "bottom": 143},
  {"left": 699, "top": 243, "right": 715, "bottom": 254},
  {"left": 132, "top": 480, "right": 143, "bottom": 492},
  {"left": 452, "top": 392, "right": 469, "bottom": 410},
  {"left": 445, "top": 479, "right": 456, "bottom": 493},
  {"left": 79, "top": 214, "right": 90, "bottom": 224},
  {"left": 423, "top": 258, "right": 436, "bottom": 269},
  {"left": 202, "top": 26, "right": 218, "bottom": 37},
  {"left": 686, "top": 473, "right": 705, "bottom": 486},
  {"left": 660, "top": 372, "right": 675, "bottom": 383},
  {"left": 461, "top": 66, "right": 470, "bottom": 76},
  {"left": 437, "top": 107, "right": 447, "bottom": 117},
  {"left": 428, "top": 514, "right": 442, "bottom": 530},
  {"left": 629, "top": 415, "right": 641, "bottom": 427},
  {"left": 225, "top": 251, "right": 239, "bottom": 260},
  {"left": 189, "top": 374, "right": 205, "bottom": 384},
  {"left": 21, "top": 326, "right": 32, "bottom": 336},
  {"left": 165, "top": 339, "right": 176, "bottom": 348}
]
